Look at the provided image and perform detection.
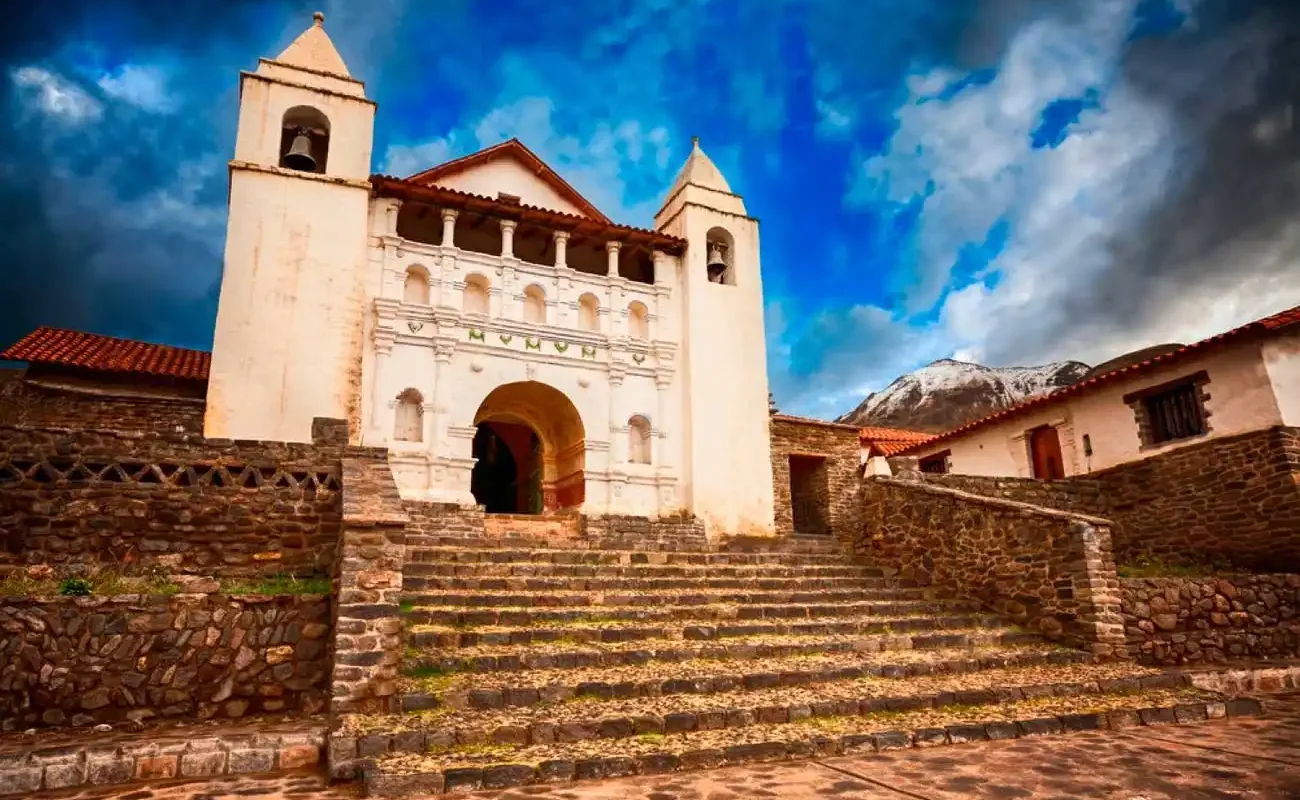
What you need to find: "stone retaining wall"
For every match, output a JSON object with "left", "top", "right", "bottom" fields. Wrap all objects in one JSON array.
[
  {"left": 0, "top": 376, "right": 206, "bottom": 438},
  {"left": 0, "top": 594, "right": 330, "bottom": 729},
  {"left": 911, "top": 426, "right": 1300, "bottom": 572},
  {"left": 0, "top": 424, "right": 348, "bottom": 577},
  {"left": 1122, "top": 574, "right": 1300, "bottom": 665},
  {"left": 770, "top": 416, "right": 861, "bottom": 539},
  {"left": 859, "top": 477, "right": 1126, "bottom": 657}
]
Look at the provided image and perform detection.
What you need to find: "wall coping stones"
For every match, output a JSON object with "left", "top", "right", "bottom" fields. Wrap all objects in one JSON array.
[{"left": 868, "top": 476, "right": 1114, "bottom": 527}]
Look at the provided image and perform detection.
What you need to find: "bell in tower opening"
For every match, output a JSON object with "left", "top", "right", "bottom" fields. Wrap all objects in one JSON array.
[
  {"left": 283, "top": 128, "right": 317, "bottom": 172},
  {"left": 707, "top": 241, "right": 728, "bottom": 283}
]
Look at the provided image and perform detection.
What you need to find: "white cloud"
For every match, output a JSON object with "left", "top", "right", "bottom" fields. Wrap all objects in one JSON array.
[
  {"left": 96, "top": 65, "right": 174, "bottom": 113},
  {"left": 11, "top": 66, "right": 102, "bottom": 123}
]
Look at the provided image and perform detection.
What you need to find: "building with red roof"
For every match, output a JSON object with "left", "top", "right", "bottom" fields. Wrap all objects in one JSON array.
[{"left": 897, "top": 303, "right": 1300, "bottom": 478}]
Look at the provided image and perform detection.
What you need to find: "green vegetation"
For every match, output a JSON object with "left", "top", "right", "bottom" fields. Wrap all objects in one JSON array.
[
  {"left": 57, "top": 577, "right": 93, "bottom": 596},
  {"left": 1118, "top": 555, "right": 1229, "bottom": 579},
  {"left": 634, "top": 732, "right": 666, "bottom": 745},
  {"left": 0, "top": 565, "right": 179, "bottom": 597},
  {"left": 220, "top": 573, "right": 331, "bottom": 595}
]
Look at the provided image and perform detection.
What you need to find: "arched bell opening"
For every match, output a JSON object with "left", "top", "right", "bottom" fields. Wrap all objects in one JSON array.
[
  {"left": 704, "top": 227, "right": 735, "bottom": 285},
  {"left": 279, "top": 106, "right": 330, "bottom": 174},
  {"left": 470, "top": 381, "right": 586, "bottom": 514}
]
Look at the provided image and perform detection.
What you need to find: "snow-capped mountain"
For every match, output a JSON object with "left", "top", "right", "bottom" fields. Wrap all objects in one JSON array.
[{"left": 836, "top": 359, "right": 1091, "bottom": 433}]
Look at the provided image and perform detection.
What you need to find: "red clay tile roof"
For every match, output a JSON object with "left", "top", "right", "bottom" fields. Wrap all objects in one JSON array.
[
  {"left": 403, "top": 138, "right": 612, "bottom": 224},
  {"left": 898, "top": 302, "right": 1300, "bottom": 455},
  {"left": 1, "top": 327, "right": 210, "bottom": 381},
  {"left": 858, "top": 427, "right": 932, "bottom": 457}
]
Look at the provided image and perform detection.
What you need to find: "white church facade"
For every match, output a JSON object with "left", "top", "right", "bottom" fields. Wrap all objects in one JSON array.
[{"left": 204, "top": 13, "right": 777, "bottom": 535}]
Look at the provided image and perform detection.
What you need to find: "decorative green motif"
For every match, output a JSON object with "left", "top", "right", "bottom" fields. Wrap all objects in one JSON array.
[
  {"left": 581, "top": 345, "right": 597, "bottom": 359},
  {"left": 499, "top": 334, "right": 513, "bottom": 345},
  {"left": 632, "top": 353, "right": 646, "bottom": 364},
  {"left": 554, "top": 341, "right": 570, "bottom": 353},
  {"left": 525, "top": 337, "right": 541, "bottom": 351},
  {"left": 468, "top": 328, "right": 485, "bottom": 342}
]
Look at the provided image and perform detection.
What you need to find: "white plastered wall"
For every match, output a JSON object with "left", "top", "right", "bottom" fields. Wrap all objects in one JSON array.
[
  {"left": 1264, "top": 330, "right": 1300, "bottom": 427},
  {"left": 909, "top": 341, "right": 1286, "bottom": 477},
  {"left": 430, "top": 159, "right": 586, "bottom": 217}
]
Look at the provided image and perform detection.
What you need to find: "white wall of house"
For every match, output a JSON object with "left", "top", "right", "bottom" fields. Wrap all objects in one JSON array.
[
  {"left": 428, "top": 159, "right": 586, "bottom": 217},
  {"left": 1264, "top": 330, "right": 1300, "bottom": 427},
  {"left": 909, "top": 341, "right": 1287, "bottom": 477}
]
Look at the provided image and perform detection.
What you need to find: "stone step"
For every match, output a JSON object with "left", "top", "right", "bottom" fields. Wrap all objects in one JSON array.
[
  {"left": 405, "top": 618, "right": 1028, "bottom": 651},
  {"left": 401, "top": 574, "right": 897, "bottom": 592},
  {"left": 399, "top": 599, "right": 977, "bottom": 629},
  {"left": 402, "top": 546, "right": 856, "bottom": 567},
  {"left": 401, "top": 562, "right": 883, "bottom": 580},
  {"left": 345, "top": 684, "right": 1259, "bottom": 793},
  {"left": 402, "top": 535, "right": 711, "bottom": 554},
  {"left": 398, "top": 587, "right": 946, "bottom": 610},
  {"left": 396, "top": 647, "right": 1096, "bottom": 713},
  {"left": 404, "top": 635, "right": 1066, "bottom": 675}
]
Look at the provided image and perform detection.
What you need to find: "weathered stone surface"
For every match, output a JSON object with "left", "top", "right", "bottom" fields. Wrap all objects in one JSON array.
[{"left": 770, "top": 416, "right": 861, "bottom": 538}]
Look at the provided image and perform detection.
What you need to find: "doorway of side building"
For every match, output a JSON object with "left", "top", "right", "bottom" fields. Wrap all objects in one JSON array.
[
  {"left": 789, "top": 455, "right": 831, "bottom": 535},
  {"left": 470, "top": 381, "right": 586, "bottom": 514},
  {"left": 1028, "top": 425, "right": 1066, "bottom": 480}
]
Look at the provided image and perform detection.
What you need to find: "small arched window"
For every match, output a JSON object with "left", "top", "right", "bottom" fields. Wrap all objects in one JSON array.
[
  {"left": 404, "top": 266, "right": 430, "bottom": 305},
  {"left": 280, "top": 106, "right": 330, "bottom": 174},
  {"left": 464, "top": 274, "right": 490, "bottom": 315},
  {"left": 578, "top": 293, "right": 600, "bottom": 332},
  {"left": 524, "top": 285, "right": 547, "bottom": 325},
  {"left": 628, "top": 301, "right": 649, "bottom": 340},
  {"left": 628, "top": 415, "right": 652, "bottom": 465},
  {"left": 394, "top": 389, "right": 424, "bottom": 442},
  {"left": 704, "top": 227, "right": 736, "bottom": 286}
]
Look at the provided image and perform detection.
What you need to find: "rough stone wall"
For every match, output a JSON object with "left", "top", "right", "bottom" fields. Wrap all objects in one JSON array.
[
  {"left": 909, "top": 426, "right": 1300, "bottom": 572},
  {"left": 859, "top": 477, "right": 1127, "bottom": 657},
  {"left": 1122, "top": 574, "right": 1300, "bottom": 665},
  {"left": 580, "top": 514, "right": 707, "bottom": 541},
  {"left": 0, "top": 376, "right": 206, "bottom": 437},
  {"left": 0, "top": 425, "right": 344, "bottom": 577},
  {"left": 0, "top": 594, "right": 329, "bottom": 729},
  {"left": 402, "top": 502, "right": 486, "bottom": 538},
  {"left": 331, "top": 455, "right": 408, "bottom": 715},
  {"left": 770, "top": 416, "right": 861, "bottom": 539}
]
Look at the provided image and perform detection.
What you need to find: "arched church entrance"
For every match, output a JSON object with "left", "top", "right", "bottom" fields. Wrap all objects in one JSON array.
[{"left": 470, "top": 381, "right": 586, "bottom": 514}]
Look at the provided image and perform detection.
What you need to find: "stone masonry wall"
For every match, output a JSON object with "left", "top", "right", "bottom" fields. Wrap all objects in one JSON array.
[
  {"left": 331, "top": 455, "right": 408, "bottom": 715},
  {"left": 770, "top": 416, "right": 861, "bottom": 539},
  {"left": 0, "top": 425, "right": 344, "bottom": 577},
  {"left": 0, "top": 594, "right": 330, "bottom": 730},
  {"left": 859, "top": 476, "right": 1127, "bottom": 657},
  {"left": 1122, "top": 574, "right": 1300, "bottom": 665},
  {"left": 0, "top": 376, "right": 206, "bottom": 437},
  {"left": 912, "top": 426, "right": 1300, "bottom": 572}
]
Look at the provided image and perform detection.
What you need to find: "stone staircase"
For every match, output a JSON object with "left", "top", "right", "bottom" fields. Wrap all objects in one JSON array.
[{"left": 335, "top": 517, "right": 1260, "bottom": 797}]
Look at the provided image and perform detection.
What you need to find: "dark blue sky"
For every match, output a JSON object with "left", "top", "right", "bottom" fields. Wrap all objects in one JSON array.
[{"left": 1, "top": 0, "right": 1297, "bottom": 416}]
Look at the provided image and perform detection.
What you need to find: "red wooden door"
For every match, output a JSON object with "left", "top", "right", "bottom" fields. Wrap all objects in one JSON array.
[{"left": 1029, "top": 426, "right": 1065, "bottom": 480}]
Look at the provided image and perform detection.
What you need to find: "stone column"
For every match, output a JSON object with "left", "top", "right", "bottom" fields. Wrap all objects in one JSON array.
[
  {"left": 553, "top": 230, "right": 569, "bottom": 269},
  {"left": 371, "top": 335, "right": 394, "bottom": 441},
  {"left": 609, "top": 366, "right": 626, "bottom": 465},
  {"left": 655, "top": 372, "right": 673, "bottom": 470},
  {"left": 500, "top": 219, "right": 517, "bottom": 260},
  {"left": 606, "top": 241, "right": 621, "bottom": 278},
  {"left": 440, "top": 208, "right": 458, "bottom": 248},
  {"left": 431, "top": 342, "right": 454, "bottom": 451}
]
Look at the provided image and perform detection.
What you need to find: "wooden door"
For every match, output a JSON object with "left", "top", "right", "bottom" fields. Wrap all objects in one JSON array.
[{"left": 1029, "top": 426, "right": 1065, "bottom": 480}]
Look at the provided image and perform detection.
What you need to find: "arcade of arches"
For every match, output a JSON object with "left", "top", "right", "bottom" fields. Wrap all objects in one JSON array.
[{"left": 470, "top": 381, "right": 586, "bottom": 514}]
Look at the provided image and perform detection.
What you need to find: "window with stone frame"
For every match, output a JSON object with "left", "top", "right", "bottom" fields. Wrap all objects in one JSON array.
[
  {"left": 1124, "top": 371, "right": 1211, "bottom": 447},
  {"left": 918, "top": 450, "right": 950, "bottom": 474}
]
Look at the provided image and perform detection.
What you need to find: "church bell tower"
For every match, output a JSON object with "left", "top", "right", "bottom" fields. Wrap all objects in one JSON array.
[
  {"left": 655, "top": 139, "right": 775, "bottom": 535},
  {"left": 205, "top": 13, "right": 376, "bottom": 443}
]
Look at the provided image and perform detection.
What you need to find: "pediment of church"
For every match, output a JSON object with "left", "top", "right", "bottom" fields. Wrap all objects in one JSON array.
[{"left": 404, "top": 139, "right": 610, "bottom": 223}]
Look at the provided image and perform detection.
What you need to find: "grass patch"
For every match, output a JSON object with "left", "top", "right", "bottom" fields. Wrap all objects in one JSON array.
[
  {"left": 399, "top": 599, "right": 416, "bottom": 613},
  {"left": 0, "top": 566, "right": 178, "bottom": 597},
  {"left": 220, "top": 574, "right": 331, "bottom": 595},
  {"left": 634, "top": 732, "right": 666, "bottom": 745},
  {"left": 1117, "top": 556, "right": 1228, "bottom": 579}
]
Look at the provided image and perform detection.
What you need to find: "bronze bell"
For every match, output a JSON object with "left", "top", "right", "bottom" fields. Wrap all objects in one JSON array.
[
  {"left": 283, "top": 129, "right": 316, "bottom": 172},
  {"left": 707, "top": 243, "right": 727, "bottom": 283}
]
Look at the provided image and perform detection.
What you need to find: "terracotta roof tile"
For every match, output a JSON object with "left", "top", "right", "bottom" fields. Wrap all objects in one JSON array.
[
  {"left": 898, "top": 302, "right": 1300, "bottom": 454},
  {"left": 1, "top": 328, "right": 210, "bottom": 381}
]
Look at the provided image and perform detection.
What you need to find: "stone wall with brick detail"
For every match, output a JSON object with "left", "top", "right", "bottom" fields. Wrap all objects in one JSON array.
[
  {"left": 0, "top": 425, "right": 345, "bottom": 578},
  {"left": 910, "top": 426, "right": 1300, "bottom": 572},
  {"left": 579, "top": 514, "right": 707, "bottom": 541},
  {"left": 0, "top": 373, "right": 207, "bottom": 437},
  {"left": 0, "top": 594, "right": 330, "bottom": 730},
  {"left": 859, "top": 476, "right": 1127, "bottom": 657},
  {"left": 1122, "top": 574, "right": 1300, "bottom": 665},
  {"left": 770, "top": 415, "right": 862, "bottom": 539},
  {"left": 331, "top": 455, "right": 408, "bottom": 715}
]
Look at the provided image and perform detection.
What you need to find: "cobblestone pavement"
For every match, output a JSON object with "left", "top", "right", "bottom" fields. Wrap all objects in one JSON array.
[{"left": 48, "top": 693, "right": 1300, "bottom": 800}]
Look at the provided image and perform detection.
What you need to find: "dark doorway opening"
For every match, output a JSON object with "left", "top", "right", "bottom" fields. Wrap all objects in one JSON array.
[
  {"left": 471, "top": 422, "right": 542, "bottom": 514},
  {"left": 789, "top": 455, "right": 831, "bottom": 536},
  {"left": 1029, "top": 425, "right": 1066, "bottom": 480}
]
